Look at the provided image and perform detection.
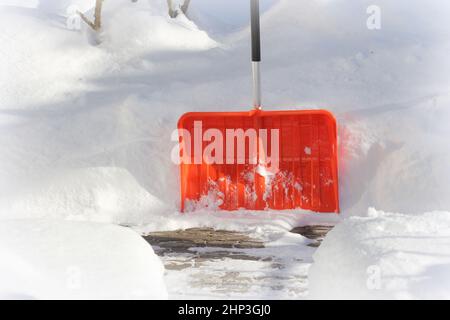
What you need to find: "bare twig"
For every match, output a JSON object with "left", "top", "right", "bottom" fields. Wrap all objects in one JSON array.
[
  {"left": 93, "top": 0, "right": 103, "bottom": 30},
  {"left": 78, "top": 0, "right": 104, "bottom": 31},
  {"left": 167, "top": 0, "right": 191, "bottom": 18},
  {"left": 78, "top": 11, "right": 96, "bottom": 30},
  {"left": 180, "top": 0, "right": 191, "bottom": 15},
  {"left": 167, "top": 0, "right": 177, "bottom": 18}
]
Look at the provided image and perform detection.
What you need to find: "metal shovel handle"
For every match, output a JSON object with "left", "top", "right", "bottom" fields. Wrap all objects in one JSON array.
[{"left": 251, "top": 0, "right": 262, "bottom": 110}]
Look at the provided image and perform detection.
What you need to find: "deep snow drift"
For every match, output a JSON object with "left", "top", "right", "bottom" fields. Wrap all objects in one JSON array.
[
  {"left": 1, "top": 0, "right": 449, "bottom": 226},
  {"left": 1, "top": 0, "right": 450, "bottom": 299}
]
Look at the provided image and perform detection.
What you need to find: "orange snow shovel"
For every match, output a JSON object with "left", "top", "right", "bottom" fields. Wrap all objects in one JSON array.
[{"left": 177, "top": 0, "right": 339, "bottom": 213}]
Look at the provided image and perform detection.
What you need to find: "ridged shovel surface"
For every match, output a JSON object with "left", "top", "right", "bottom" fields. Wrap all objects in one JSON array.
[{"left": 178, "top": 109, "right": 339, "bottom": 213}]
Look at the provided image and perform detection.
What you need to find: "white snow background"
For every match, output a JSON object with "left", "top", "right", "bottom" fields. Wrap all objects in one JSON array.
[{"left": 0, "top": 0, "right": 449, "bottom": 299}]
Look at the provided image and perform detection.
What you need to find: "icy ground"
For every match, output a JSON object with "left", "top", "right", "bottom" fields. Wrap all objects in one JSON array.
[
  {"left": 160, "top": 244, "right": 312, "bottom": 300},
  {"left": 1, "top": 0, "right": 450, "bottom": 299}
]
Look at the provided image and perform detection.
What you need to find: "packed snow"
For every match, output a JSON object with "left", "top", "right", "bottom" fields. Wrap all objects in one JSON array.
[{"left": 0, "top": 0, "right": 449, "bottom": 299}]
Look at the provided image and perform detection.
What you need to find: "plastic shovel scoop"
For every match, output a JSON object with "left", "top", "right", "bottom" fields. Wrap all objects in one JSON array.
[{"left": 177, "top": 0, "right": 339, "bottom": 213}]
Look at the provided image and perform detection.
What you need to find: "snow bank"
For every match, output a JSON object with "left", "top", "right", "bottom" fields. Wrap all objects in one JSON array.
[
  {"left": 1, "top": 0, "right": 449, "bottom": 229},
  {"left": 0, "top": 1, "right": 215, "bottom": 224},
  {"left": 0, "top": 219, "right": 167, "bottom": 299},
  {"left": 255, "top": 0, "right": 450, "bottom": 216},
  {"left": 102, "top": 1, "right": 216, "bottom": 55},
  {"left": 0, "top": 1, "right": 216, "bottom": 108},
  {"left": 309, "top": 208, "right": 450, "bottom": 299},
  {"left": 1, "top": 167, "right": 167, "bottom": 225}
]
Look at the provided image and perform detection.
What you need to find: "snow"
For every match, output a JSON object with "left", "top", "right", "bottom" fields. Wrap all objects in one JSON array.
[
  {"left": 2, "top": 0, "right": 447, "bottom": 225},
  {"left": 188, "top": 0, "right": 278, "bottom": 37},
  {"left": 2, "top": 167, "right": 167, "bottom": 225},
  {"left": 309, "top": 208, "right": 450, "bottom": 299},
  {"left": 37, "top": 0, "right": 94, "bottom": 15},
  {"left": 1, "top": 0, "right": 449, "bottom": 223},
  {"left": 102, "top": 1, "right": 217, "bottom": 54},
  {"left": 0, "top": 0, "right": 450, "bottom": 299},
  {"left": 0, "top": 219, "right": 167, "bottom": 299},
  {"left": 135, "top": 209, "right": 339, "bottom": 239}
]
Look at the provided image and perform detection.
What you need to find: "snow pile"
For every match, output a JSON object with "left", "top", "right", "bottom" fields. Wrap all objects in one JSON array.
[
  {"left": 0, "top": 219, "right": 167, "bottom": 299},
  {"left": 0, "top": 5, "right": 103, "bottom": 108},
  {"left": 0, "top": 0, "right": 449, "bottom": 228},
  {"left": 339, "top": 94, "right": 450, "bottom": 216},
  {"left": 0, "top": 0, "right": 450, "bottom": 228},
  {"left": 1, "top": 167, "right": 167, "bottom": 225},
  {"left": 309, "top": 208, "right": 450, "bottom": 299},
  {"left": 0, "top": 0, "right": 216, "bottom": 224},
  {"left": 102, "top": 1, "right": 216, "bottom": 56},
  {"left": 0, "top": 0, "right": 216, "bottom": 108},
  {"left": 254, "top": 0, "right": 450, "bottom": 216},
  {"left": 1, "top": 0, "right": 450, "bottom": 300}
]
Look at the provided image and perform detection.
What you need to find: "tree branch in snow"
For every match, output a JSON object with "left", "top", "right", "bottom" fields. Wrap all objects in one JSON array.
[
  {"left": 78, "top": 0, "right": 104, "bottom": 31},
  {"left": 167, "top": 0, "right": 191, "bottom": 18},
  {"left": 167, "top": 0, "right": 177, "bottom": 18},
  {"left": 180, "top": 0, "right": 191, "bottom": 15}
]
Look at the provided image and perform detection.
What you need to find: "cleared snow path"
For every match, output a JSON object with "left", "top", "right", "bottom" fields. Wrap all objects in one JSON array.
[
  {"left": 144, "top": 226, "right": 332, "bottom": 299},
  {"left": 2, "top": 0, "right": 450, "bottom": 300}
]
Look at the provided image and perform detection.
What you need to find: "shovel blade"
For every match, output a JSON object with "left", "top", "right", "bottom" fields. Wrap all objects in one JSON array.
[{"left": 178, "top": 109, "right": 339, "bottom": 213}]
